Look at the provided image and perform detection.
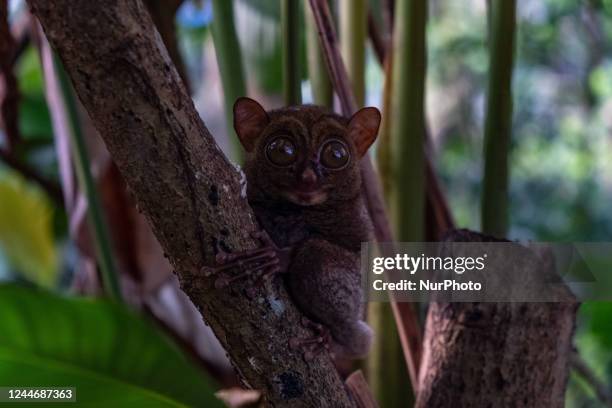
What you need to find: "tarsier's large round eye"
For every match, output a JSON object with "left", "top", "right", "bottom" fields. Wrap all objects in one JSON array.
[
  {"left": 320, "top": 140, "right": 350, "bottom": 169},
  {"left": 266, "top": 137, "right": 297, "bottom": 167}
]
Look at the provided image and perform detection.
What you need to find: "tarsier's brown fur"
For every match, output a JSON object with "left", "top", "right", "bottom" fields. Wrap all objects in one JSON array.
[{"left": 233, "top": 98, "right": 380, "bottom": 358}]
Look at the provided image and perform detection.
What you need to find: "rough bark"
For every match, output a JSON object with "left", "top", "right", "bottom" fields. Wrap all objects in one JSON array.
[
  {"left": 416, "top": 230, "right": 578, "bottom": 407},
  {"left": 28, "top": 0, "right": 353, "bottom": 406},
  {"left": 142, "top": 0, "right": 190, "bottom": 90}
]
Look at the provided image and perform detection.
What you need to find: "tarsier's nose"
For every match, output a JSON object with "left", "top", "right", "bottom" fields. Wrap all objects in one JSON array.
[{"left": 300, "top": 167, "right": 318, "bottom": 187}]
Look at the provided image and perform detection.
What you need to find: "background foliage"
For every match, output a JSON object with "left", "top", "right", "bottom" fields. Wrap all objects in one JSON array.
[{"left": 0, "top": 0, "right": 611, "bottom": 406}]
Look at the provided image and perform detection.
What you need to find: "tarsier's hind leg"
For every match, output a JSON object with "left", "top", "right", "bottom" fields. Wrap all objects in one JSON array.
[
  {"left": 287, "top": 238, "right": 373, "bottom": 359},
  {"left": 330, "top": 319, "right": 373, "bottom": 359}
]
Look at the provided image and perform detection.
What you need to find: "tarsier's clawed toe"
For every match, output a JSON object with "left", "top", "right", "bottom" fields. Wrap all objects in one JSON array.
[
  {"left": 288, "top": 337, "right": 303, "bottom": 350},
  {"left": 289, "top": 318, "right": 331, "bottom": 361},
  {"left": 214, "top": 273, "right": 232, "bottom": 289},
  {"left": 289, "top": 335, "right": 330, "bottom": 361}
]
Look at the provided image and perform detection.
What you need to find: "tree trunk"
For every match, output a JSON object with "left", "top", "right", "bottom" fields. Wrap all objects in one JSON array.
[
  {"left": 416, "top": 230, "right": 578, "bottom": 407},
  {"left": 28, "top": 0, "right": 354, "bottom": 406}
]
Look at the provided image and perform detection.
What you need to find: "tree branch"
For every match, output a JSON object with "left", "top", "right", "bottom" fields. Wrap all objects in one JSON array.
[
  {"left": 143, "top": 0, "right": 190, "bottom": 91},
  {"left": 367, "top": 12, "right": 386, "bottom": 66},
  {"left": 28, "top": 0, "right": 353, "bottom": 406},
  {"left": 416, "top": 230, "right": 578, "bottom": 407}
]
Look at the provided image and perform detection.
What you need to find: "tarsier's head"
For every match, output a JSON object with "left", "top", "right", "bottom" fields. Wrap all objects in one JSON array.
[{"left": 233, "top": 97, "right": 380, "bottom": 206}]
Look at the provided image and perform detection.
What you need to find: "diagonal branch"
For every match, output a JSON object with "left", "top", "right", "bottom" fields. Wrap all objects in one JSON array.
[
  {"left": 308, "top": 0, "right": 423, "bottom": 390},
  {"left": 143, "top": 0, "right": 190, "bottom": 91},
  {"left": 367, "top": 12, "right": 386, "bottom": 67},
  {"left": 28, "top": 0, "right": 354, "bottom": 406}
]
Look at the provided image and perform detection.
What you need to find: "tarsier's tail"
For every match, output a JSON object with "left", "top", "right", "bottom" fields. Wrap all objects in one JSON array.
[{"left": 332, "top": 320, "right": 374, "bottom": 359}]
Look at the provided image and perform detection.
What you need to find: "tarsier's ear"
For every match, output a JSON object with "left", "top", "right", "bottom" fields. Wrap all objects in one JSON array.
[
  {"left": 347, "top": 107, "right": 381, "bottom": 157},
  {"left": 233, "top": 97, "right": 270, "bottom": 152}
]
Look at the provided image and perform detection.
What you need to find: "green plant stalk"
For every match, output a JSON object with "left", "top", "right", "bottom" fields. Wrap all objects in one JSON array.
[
  {"left": 370, "top": 53, "right": 414, "bottom": 408},
  {"left": 210, "top": 0, "right": 247, "bottom": 162},
  {"left": 53, "top": 55, "right": 122, "bottom": 301},
  {"left": 281, "top": 0, "right": 302, "bottom": 105},
  {"left": 304, "top": 0, "right": 332, "bottom": 107},
  {"left": 390, "top": 0, "right": 427, "bottom": 242},
  {"left": 367, "top": 302, "right": 412, "bottom": 407},
  {"left": 339, "top": 0, "right": 366, "bottom": 106},
  {"left": 481, "top": 0, "right": 516, "bottom": 237}
]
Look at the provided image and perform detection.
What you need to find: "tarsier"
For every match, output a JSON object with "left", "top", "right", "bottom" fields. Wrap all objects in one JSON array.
[{"left": 209, "top": 97, "right": 380, "bottom": 360}]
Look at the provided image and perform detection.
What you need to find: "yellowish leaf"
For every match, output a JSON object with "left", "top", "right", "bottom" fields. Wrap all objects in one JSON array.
[{"left": 0, "top": 171, "right": 58, "bottom": 288}]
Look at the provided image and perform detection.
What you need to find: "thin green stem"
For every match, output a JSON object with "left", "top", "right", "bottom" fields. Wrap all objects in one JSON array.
[
  {"left": 281, "top": 0, "right": 302, "bottom": 105},
  {"left": 304, "top": 0, "right": 332, "bottom": 107},
  {"left": 390, "top": 0, "right": 427, "bottom": 242},
  {"left": 369, "top": 3, "right": 418, "bottom": 404},
  {"left": 339, "top": 0, "right": 366, "bottom": 106},
  {"left": 53, "top": 55, "right": 122, "bottom": 301},
  {"left": 210, "top": 0, "right": 247, "bottom": 162},
  {"left": 481, "top": 0, "right": 516, "bottom": 237},
  {"left": 367, "top": 302, "right": 412, "bottom": 407}
]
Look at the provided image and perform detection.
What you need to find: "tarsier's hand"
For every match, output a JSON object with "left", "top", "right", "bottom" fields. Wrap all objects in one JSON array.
[{"left": 201, "top": 231, "right": 289, "bottom": 295}]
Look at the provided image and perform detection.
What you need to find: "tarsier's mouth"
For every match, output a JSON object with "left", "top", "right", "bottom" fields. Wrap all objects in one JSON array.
[{"left": 284, "top": 189, "right": 328, "bottom": 206}]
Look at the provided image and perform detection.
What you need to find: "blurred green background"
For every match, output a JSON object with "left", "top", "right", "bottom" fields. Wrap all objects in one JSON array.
[{"left": 0, "top": 0, "right": 611, "bottom": 406}]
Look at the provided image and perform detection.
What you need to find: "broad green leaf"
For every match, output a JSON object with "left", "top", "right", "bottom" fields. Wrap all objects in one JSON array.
[
  {"left": 0, "top": 172, "right": 58, "bottom": 288},
  {"left": 0, "top": 285, "right": 223, "bottom": 408}
]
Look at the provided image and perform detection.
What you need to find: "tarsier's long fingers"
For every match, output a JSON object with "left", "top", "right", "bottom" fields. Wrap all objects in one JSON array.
[
  {"left": 250, "top": 230, "right": 278, "bottom": 249},
  {"left": 215, "top": 247, "right": 275, "bottom": 268},
  {"left": 289, "top": 336, "right": 327, "bottom": 349},
  {"left": 244, "top": 264, "right": 284, "bottom": 298},
  {"left": 300, "top": 316, "right": 325, "bottom": 332},
  {"left": 215, "top": 257, "right": 280, "bottom": 288},
  {"left": 200, "top": 243, "right": 275, "bottom": 276},
  {"left": 260, "top": 265, "right": 282, "bottom": 280}
]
